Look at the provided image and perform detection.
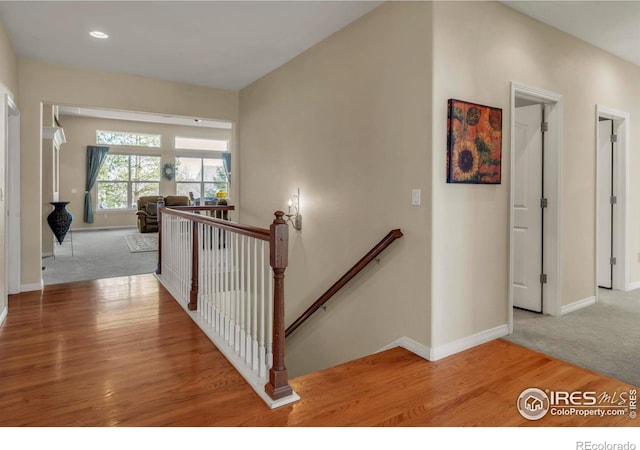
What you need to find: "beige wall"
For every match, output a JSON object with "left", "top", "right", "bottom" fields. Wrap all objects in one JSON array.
[
  {"left": 18, "top": 59, "right": 239, "bottom": 288},
  {"left": 0, "top": 17, "right": 17, "bottom": 99},
  {"left": 0, "top": 16, "right": 17, "bottom": 317},
  {"left": 58, "top": 115, "right": 234, "bottom": 230},
  {"left": 431, "top": 2, "right": 640, "bottom": 346},
  {"left": 240, "top": 2, "right": 433, "bottom": 377}
]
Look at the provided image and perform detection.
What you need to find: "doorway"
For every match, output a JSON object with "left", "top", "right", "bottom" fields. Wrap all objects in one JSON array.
[
  {"left": 509, "top": 83, "right": 563, "bottom": 333},
  {"left": 597, "top": 118, "right": 614, "bottom": 289},
  {"left": 1, "top": 94, "right": 19, "bottom": 325},
  {"left": 595, "top": 106, "right": 628, "bottom": 293},
  {"left": 7, "top": 96, "right": 19, "bottom": 296}
]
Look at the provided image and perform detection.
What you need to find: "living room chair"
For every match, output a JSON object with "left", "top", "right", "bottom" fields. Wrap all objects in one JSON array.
[
  {"left": 136, "top": 196, "right": 162, "bottom": 233},
  {"left": 136, "top": 195, "right": 190, "bottom": 233}
]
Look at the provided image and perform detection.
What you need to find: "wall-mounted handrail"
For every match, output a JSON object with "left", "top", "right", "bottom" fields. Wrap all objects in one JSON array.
[{"left": 285, "top": 229, "right": 403, "bottom": 338}]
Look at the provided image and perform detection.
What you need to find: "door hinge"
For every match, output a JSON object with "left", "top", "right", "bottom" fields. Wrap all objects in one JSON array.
[
  {"left": 611, "top": 134, "right": 618, "bottom": 143},
  {"left": 540, "top": 198, "right": 548, "bottom": 208},
  {"left": 610, "top": 257, "right": 617, "bottom": 266},
  {"left": 610, "top": 196, "right": 617, "bottom": 205},
  {"left": 541, "top": 122, "right": 549, "bottom": 133},
  {"left": 540, "top": 273, "right": 548, "bottom": 284}
]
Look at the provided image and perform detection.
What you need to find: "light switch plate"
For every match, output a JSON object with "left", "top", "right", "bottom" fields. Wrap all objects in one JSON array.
[{"left": 412, "top": 189, "right": 421, "bottom": 206}]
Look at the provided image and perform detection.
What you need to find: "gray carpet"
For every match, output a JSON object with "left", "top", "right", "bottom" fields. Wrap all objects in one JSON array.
[
  {"left": 504, "top": 288, "right": 640, "bottom": 387},
  {"left": 43, "top": 228, "right": 158, "bottom": 285}
]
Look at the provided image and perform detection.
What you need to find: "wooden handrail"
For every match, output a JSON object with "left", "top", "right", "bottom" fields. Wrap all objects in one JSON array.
[
  {"left": 160, "top": 206, "right": 270, "bottom": 241},
  {"left": 285, "top": 229, "right": 403, "bottom": 338},
  {"left": 169, "top": 205, "right": 235, "bottom": 213},
  {"left": 157, "top": 207, "right": 294, "bottom": 401}
]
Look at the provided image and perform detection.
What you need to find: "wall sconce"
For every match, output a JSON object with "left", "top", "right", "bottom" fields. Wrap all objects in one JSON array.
[{"left": 286, "top": 187, "right": 302, "bottom": 231}]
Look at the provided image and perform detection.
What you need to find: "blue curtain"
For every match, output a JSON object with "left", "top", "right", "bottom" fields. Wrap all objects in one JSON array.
[
  {"left": 222, "top": 153, "right": 231, "bottom": 180},
  {"left": 84, "top": 146, "right": 109, "bottom": 223}
]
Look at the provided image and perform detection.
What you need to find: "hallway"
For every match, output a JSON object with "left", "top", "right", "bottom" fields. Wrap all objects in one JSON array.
[{"left": 0, "top": 274, "right": 636, "bottom": 426}]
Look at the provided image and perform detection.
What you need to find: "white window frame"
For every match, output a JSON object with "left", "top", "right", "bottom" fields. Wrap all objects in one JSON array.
[
  {"left": 175, "top": 155, "right": 229, "bottom": 205},
  {"left": 96, "top": 153, "right": 161, "bottom": 211},
  {"left": 175, "top": 136, "right": 229, "bottom": 152},
  {"left": 97, "top": 130, "right": 161, "bottom": 148}
]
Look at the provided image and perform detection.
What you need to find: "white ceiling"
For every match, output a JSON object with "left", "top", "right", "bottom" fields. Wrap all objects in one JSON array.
[
  {"left": 2, "top": 1, "right": 639, "bottom": 92},
  {"left": 503, "top": 1, "right": 640, "bottom": 67},
  {"left": 2, "top": 1, "right": 638, "bottom": 126},
  {"left": 0, "top": 1, "right": 381, "bottom": 91}
]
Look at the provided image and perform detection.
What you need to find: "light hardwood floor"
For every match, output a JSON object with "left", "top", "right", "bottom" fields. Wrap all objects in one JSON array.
[{"left": 0, "top": 274, "right": 636, "bottom": 426}]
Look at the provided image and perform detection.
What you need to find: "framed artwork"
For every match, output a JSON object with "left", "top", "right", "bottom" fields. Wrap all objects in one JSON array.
[{"left": 447, "top": 99, "right": 502, "bottom": 184}]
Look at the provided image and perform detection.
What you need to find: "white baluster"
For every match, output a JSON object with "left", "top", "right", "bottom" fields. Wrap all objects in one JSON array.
[
  {"left": 267, "top": 257, "right": 274, "bottom": 370},
  {"left": 234, "top": 232, "right": 241, "bottom": 352},
  {"left": 252, "top": 238, "right": 259, "bottom": 372},
  {"left": 207, "top": 225, "right": 213, "bottom": 326},
  {"left": 245, "top": 236, "right": 252, "bottom": 365},
  {"left": 240, "top": 234, "right": 246, "bottom": 359},
  {"left": 214, "top": 224, "right": 221, "bottom": 335},
  {"left": 224, "top": 229, "right": 230, "bottom": 343},
  {"left": 259, "top": 240, "right": 266, "bottom": 378},
  {"left": 203, "top": 224, "right": 209, "bottom": 324},
  {"left": 229, "top": 232, "right": 236, "bottom": 348}
]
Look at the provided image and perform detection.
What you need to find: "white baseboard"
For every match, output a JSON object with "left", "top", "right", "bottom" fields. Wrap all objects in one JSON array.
[
  {"left": 561, "top": 296, "right": 595, "bottom": 315},
  {"left": 42, "top": 252, "right": 53, "bottom": 257},
  {"left": 379, "top": 336, "right": 433, "bottom": 361},
  {"left": 431, "top": 324, "right": 509, "bottom": 361},
  {"left": 21, "top": 280, "right": 43, "bottom": 292},
  {"left": 380, "top": 325, "right": 509, "bottom": 362},
  {"left": 627, "top": 281, "right": 640, "bottom": 292},
  {"left": 0, "top": 306, "right": 7, "bottom": 326}
]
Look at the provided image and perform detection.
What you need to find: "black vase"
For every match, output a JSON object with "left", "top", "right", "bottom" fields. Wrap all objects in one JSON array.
[{"left": 47, "top": 202, "right": 73, "bottom": 245}]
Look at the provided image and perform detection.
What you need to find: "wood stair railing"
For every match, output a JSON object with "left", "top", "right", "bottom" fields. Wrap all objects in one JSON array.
[{"left": 285, "top": 229, "right": 403, "bottom": 338}]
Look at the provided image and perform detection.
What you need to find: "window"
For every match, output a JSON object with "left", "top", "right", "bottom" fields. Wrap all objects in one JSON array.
[
  {"left": 175, "top": 136, "right": 228, "bottom": 152},
  {"left": 175, "top": 157, "right": 228, "bottom": 204},
  {"left": 97, "top": 130, "right": 161, "bottom": 147},
  {"left": 97, "top": 154, "right": 161, "bottom": 209}
]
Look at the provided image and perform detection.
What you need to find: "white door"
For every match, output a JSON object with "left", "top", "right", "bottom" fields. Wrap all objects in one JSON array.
[
  {"left": 597, "top": 119, "right": 613, "bottom": 289},
  {"left": 513, "top": 104, "right": 543, "bottom": 312}
]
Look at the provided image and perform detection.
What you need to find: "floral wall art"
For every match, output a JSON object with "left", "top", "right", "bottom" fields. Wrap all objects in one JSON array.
[{"left": 447, "top": 99, "right": 502, "bottom": 184}]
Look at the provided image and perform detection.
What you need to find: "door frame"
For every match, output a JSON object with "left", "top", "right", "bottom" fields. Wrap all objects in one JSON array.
[
  {"left": 509, "top": 82, "right": 563, "bottom": 333},
  {"left": 6, "top": 95, "right": 20, "bottom": 295},
  {"left": 595, "top": 105, "right": 628, "bottom": 294}
]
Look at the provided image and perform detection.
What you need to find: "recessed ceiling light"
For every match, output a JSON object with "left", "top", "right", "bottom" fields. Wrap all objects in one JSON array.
[
  {"left": 89, "top": 31, "right": 109, "bottom": 39},
  {"left": 194, "top": 119, "right": 201, "bottom": 123}
]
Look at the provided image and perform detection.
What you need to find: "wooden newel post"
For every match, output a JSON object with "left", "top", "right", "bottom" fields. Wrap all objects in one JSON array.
[
  {"left": 265, "top": 211, "right": 293, "bottom": 400},
  {"left": 156, "top": 206, "right": 163, "bottom": 275},
  {"left": 188, "top": 221, "right": 199, "bottom": 311}
]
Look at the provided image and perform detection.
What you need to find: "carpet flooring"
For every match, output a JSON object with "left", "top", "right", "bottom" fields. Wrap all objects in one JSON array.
[
  {"left": 504, "top": 288, "right": 640, "bottom": 387},
  {"left": 43, "top": 228, "right": 158, "bottom": 285}
]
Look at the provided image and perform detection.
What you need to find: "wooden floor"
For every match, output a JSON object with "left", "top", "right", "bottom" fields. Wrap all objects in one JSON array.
[{"left": 0, "top": 274, "right": 637, "bottom": 426}]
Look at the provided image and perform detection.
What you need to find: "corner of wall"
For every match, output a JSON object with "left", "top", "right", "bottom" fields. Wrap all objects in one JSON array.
[
  {"left": 21, "top": 280, "right": 43, "bottom": 293},
  {"left": 430, "top": 324, "right": 509, "bottom": 361},
  {"left": 0, "top": 305, "right": 7, "bottom": 327}
]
